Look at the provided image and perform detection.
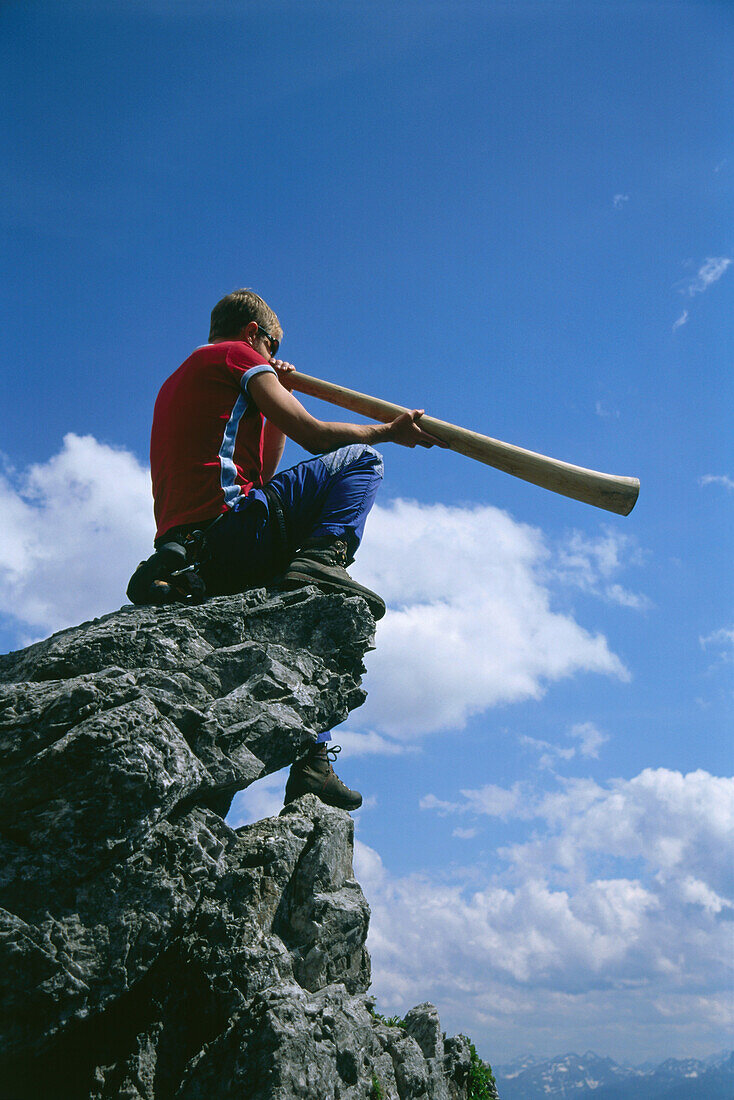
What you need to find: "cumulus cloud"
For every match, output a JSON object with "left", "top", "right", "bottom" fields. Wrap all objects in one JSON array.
[
  {"left": 0, "top": 434, "right": 153, "bottom": 641},
  {"left": 421, "top": 769, "right": 734, "bottom": 897},
  {"left": 350, "top": 501, "right": 630, "bottom": 737},
  {"left": 364, "top": 768, "right": 734, "bottom": 1059},
  {"left": 699, "top": 474, "right": 734, "bottom": 492},
  {"left": 0, "top": 450, "right": 632, "bottom": 752},
  {"left": 685, "top": 256, "right": 731, "bottom": 296}
]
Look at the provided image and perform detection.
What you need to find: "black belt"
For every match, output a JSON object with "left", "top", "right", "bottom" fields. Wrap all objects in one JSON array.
[{"left": 155, "top": 515, "right": 222, "bottom": 549}]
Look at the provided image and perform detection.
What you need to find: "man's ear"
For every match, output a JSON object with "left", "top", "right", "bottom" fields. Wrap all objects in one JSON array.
[{"left": 239, "top": 321, "right": 259, "bottom": 345}]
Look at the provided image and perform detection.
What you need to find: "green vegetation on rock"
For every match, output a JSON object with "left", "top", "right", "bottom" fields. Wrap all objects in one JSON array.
[{"left": 462, "top": 1035, "right": 498, "bottom": 1099}]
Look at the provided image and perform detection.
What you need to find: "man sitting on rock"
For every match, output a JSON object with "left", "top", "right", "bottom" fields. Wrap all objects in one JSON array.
[{"left": 128, "top": 288, "right": 441, "bottom": 811}]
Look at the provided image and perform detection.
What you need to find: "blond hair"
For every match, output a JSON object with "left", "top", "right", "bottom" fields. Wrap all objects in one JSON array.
[{"left": 208, "top": 289, "right": 282, "bottom": 343}]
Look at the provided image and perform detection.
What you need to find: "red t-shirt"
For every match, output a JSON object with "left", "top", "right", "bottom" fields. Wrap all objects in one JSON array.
[{"left": 150, "top": 341, "right": 276, "bottom": 540}]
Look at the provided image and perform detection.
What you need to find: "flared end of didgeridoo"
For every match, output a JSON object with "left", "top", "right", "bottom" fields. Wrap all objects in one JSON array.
[
  {"left": 507, "top": 464, "right": 640, "bottom": 515},
  {"left": 540, "top": 469, "right": 640, "bottom": 515},
  {"left": 619, "top": 478, "right": 640, "bottom": 516},
  {"left": 605, "top": 476, "right": 640, "bottom": 516},
  {"left": 578, "top": 475, "right": 640, "bottom": 516}
]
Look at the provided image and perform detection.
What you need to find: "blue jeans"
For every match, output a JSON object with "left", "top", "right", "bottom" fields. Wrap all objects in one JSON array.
[{"left": 203, "top": 443, "right": 384, "bottom": 595}]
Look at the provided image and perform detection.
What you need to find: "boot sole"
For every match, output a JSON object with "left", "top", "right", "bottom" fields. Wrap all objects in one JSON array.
[
  {"left": 282, "top": 571, "right": 386, "bottom": 620},
  {"left": 284, "top": 786, "right": 363, "bottom": 812}
]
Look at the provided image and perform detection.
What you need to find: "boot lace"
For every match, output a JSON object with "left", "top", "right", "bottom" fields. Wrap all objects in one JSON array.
[
  {"left": 325, "top": 743, "right": 342, "bottom": 765},
  {"left": 312, "top": 742, "right": 342, "bottom": 775}
]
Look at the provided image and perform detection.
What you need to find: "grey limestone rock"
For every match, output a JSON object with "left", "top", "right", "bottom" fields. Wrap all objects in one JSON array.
[{"left": 0, "top": 586, "right": 486, "bottom": 1099}]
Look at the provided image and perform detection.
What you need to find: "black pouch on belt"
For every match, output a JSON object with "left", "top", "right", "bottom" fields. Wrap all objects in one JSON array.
[{"left": 126, "top": 520, "right": 220, "bottom": 606}]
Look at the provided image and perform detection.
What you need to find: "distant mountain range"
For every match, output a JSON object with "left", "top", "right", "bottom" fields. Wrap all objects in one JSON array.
[{"left": 494, "top": 1049, "right": 734, "bottom": 1099}]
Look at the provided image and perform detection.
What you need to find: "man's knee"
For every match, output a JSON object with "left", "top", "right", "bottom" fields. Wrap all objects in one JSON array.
[{"left": 317, "top": 444, "right": 384, "bottom": 478}]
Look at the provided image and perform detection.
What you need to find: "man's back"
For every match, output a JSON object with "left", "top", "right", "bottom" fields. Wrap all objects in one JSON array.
[{"left": 150, "top": 341, "right": 274, "bottom": 540}]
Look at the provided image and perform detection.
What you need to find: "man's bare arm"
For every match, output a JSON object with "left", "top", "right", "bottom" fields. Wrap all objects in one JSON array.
[
  {"left": 258, "top": 360, "right": 294, "bottom": 482},
  {"left": 248, "top": 370, "right": 442, "bottom": 454},
  {"left": 260, "top": 420, "right": 288, "bottom": 484}
]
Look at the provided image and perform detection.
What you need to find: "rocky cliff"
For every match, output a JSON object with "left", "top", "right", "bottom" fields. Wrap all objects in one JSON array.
[{"left": 0, "top": 586, "right": 490, "bottom": 1099}]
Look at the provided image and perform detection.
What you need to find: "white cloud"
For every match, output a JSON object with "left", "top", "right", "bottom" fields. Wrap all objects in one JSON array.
[
  {"left": 459, "top": 781, "right": 528, "bottom": 820},
  {"left": 521, "top": 734, "right": 576, "bottom": 770},
  {"left": 604, "top": 583, "right": 651, "bottom": 610},
  {"left": 672, "top": 310, "right": 689, "bottom": 332},
  {"left": 700, "top": 626, "right": 734, "bottom": 666},
  {"left": 363, "top": 768, "right": 734, "bottom": 1060},
  {"left": 227, "top": 769, "right": 288, "bottom": 827},
  {"left": 594, "top": 400, "right": 620, "bottom": 419},
  {"left": 421, "top": 783, "right": 530, "bottom": 821},
  {"left": 568, "top": 721, "right": 608, "bottom": 758},
  {"left": 328, "top": 728, "right": 417, "bottom": 757},
  {"left": 424, "top": 769, "right": 734, "bottom": 893},
  {"left": 551, "top": 528, "right": 652, "bottom": 610},
  {"left": 679, "top": 876, "right": 731, "bottom": 916},
  {"left": 0, "top": 434, "right": 153, "bottom": 640},
  {"left": 554, "top": 529, "right": 632, "bottom": 584},
  {"left": 700, "top": 626, "right": 734, "bottom": 648},
  {"left": 613, "top": 194, "right": 629, "bottom": 209},
  {"left": 350, "top": 501, "right": 630, "bottom": 738},
  {"left": 419, "top": 793, "right": 461, "bottom": 815},
  {"left": 685, "top": 256, "right": 731, "bottom": 296},
  {"left": 700, "top": 474, "right": 734, "bottom": 492},
  {"left": 520, "top": 721, "right": 609, "bottom": 770}
]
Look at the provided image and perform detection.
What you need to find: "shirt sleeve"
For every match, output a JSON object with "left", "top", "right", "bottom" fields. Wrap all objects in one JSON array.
[
  {"left": 240, "top": 363, "right": 276, "bottom": 395},
  {"left": 224, "top": 341, "right": 277, "bottom": 396}
]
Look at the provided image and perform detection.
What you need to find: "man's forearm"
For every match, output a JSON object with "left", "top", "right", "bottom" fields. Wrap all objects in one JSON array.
[
  {"left": 249, "top": 371, "right": 436, "bottom": 458},
  {"left": 301, "top": 419, "right": 391, "bottom": 454}
]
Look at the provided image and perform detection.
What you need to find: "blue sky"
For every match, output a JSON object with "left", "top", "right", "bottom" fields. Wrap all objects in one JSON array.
[{"left": 1, "top": 0, "right": 732, "bottom": 1066}]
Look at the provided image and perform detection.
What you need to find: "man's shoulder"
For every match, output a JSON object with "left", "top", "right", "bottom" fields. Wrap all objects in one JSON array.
[
  {"left": 155, "top": 342, "right": 272, "bottom": 405},
  {"left": 186, "top": 341, "right": 270, "bottom": 371}
]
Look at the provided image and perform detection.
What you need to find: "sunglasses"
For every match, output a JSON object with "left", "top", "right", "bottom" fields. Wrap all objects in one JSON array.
[{"left": 257, "top": 324, "right": 280, "bottom": 358}]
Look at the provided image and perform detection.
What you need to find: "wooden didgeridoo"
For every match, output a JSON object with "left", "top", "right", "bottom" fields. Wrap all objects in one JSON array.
[{"left": 287, "top": 370, "right": 640, "bottom": 516}]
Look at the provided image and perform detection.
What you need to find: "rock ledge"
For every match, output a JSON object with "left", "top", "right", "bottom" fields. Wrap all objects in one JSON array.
[{"left": 0, "top": 588, "right": 491, "bottom": 1099}]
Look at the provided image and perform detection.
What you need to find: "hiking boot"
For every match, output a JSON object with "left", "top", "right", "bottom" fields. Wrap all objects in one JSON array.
[
  {"left": 282, "top": 536, "right": 386, "bottom": 620},
  {"left": 284, "top": 743, "right": 363, "bottom": 811},
  {"left": 126, "top": 543, "right": 186, "bottom": 605}
]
